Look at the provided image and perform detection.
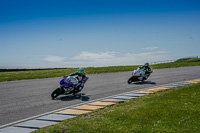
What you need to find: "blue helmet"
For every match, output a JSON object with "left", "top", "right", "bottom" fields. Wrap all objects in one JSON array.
[{"left": 144, "top": 63, "right": 149, "bottom": 67}]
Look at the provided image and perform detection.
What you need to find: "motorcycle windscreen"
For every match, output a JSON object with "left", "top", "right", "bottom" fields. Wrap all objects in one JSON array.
[{"left": 65, "top": 76, "right": 78, "bottom": 85}]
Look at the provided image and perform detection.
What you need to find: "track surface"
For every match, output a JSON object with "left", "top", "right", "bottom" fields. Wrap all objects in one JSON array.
[{"left": 0, "top": 66, "right": 200, "bottom": 126}]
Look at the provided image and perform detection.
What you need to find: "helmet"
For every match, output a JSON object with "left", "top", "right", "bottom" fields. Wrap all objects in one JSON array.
[
  {"left": 144, "top": 63, "right": 149, "bottom": 67},
  {"left": 77, "top": 68, "right": 84, "bottom": 74}
]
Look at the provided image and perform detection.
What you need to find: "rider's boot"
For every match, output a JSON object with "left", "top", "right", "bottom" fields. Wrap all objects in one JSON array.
[
  {"left": 78, "top": 86, "right": 83, "bottom": 91},
  {"left": 73, "top": 85, "right": 78, "bottom": 96}
]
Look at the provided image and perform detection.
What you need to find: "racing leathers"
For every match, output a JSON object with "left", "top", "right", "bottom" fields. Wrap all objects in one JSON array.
[
  {"left": 140, "top": 66, "right": 152, "bottom": 80},
  {"left": 69, "top": 72, "right": 86, "bottom": 92}
]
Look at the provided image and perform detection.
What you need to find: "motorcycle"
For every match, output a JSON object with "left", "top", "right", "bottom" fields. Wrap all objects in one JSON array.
[
  {"left": 51, "top": 76, "right": 89, "bottom": 99},
  {"left": 127, "top": 67, "right": 153, "bottom": 84}
]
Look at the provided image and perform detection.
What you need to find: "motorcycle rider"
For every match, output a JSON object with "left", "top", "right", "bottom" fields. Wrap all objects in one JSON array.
[
  {"left": 68, "top": 68, "right": 86, "bottom": 93},
  {"left": 140, "top": 62, "right": 152, "bottom": 80}
]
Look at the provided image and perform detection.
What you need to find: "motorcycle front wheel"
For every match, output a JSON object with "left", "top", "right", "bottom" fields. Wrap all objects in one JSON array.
[
  {"left": 51, "top": 88, "right": 61, "bottom": 99},
  {"left": 127, "top": 76, "right": 134, "bottom": 84}
]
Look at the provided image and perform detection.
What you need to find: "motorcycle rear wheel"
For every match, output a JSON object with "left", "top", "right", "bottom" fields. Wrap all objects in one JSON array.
[{"left": 51, "top": 88, "right": 61, "bottom": 99}]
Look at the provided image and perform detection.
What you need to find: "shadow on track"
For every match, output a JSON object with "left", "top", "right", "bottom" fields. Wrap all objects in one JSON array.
[
  {"left": 53, "top": 93, "right": 90, "bottom": 101},
  {"left": 130, "top": 81, "right": 156, "bottom": 85}
]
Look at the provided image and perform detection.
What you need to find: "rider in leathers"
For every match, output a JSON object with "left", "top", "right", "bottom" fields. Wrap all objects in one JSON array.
[
  {"left": 69, "top": 68, "right": 86, "bottom": 93},
  {"left": 140, "top": 63, "right": 152, "bottom": 80}
]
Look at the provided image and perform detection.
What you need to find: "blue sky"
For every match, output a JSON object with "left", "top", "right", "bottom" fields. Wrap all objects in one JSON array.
[{"left": 0, "top": 0, "right": 200, "bottom": 68}]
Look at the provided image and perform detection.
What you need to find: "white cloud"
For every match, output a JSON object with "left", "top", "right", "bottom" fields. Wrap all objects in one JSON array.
[
  {"left": 74, "top": 51, "right": 116, "bottom": 60},
  {"left": 40, "top": 51, "right": 171, "bottom": 68},
  {"left": 142, "top": 47, "right": 159, "bottom": 50},
  {"left": 43, "top": 55, "right": 65, "bottom": 62},
  {"left": 67, "top": 51, "right": 171, "bottom": 67}
]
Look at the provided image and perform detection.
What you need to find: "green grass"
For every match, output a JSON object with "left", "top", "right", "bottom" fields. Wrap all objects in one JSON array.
[
  {"left": 0, "top": 57, "right": 200, "bottom": 82},
  {"left": 151, "top": 59, "right": 200, "bottom": 69},
  {"left": 176, "top": 57, "right": 200, "bottom": 62},
  {"left": 0, "top": 66, "right": 138, "bottom": 82},
  {"left": 33, "top": 83, "right": 200, "bottom": 133}
]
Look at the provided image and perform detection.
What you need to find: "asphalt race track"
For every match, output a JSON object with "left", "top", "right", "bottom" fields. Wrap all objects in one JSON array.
[{"left": 0, "top": 66, "right": 200, "bottom": 127}]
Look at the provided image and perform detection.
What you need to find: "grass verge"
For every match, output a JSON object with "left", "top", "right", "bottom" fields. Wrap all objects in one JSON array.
[
  {"left": 0, "top": 57, "right": 200, "bottom": 82},
  {"left": 33, "top": 83, "right": 200, "bottom": 133}
]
